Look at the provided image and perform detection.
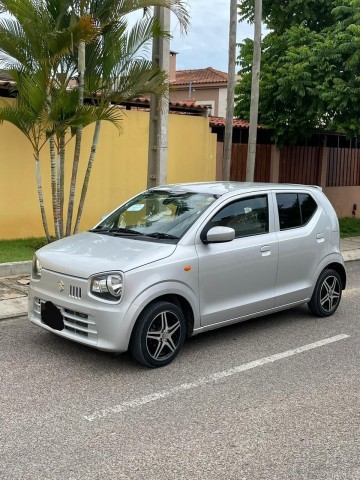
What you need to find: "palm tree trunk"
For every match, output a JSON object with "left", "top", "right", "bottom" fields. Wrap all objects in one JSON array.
[
  {"left": 73, "top": 120, "right": 101, "bottom": 234},
  {"left": 59, "top": 133, "right": 66, "bottom": 237},
  {"left": 34, "top": 150, "right": 51, "bottom": 242},
  {"left": 50, "top": 133, "right": 60, "bottom": 238},
  {"left": 66, "top": 40, "right": 85, "bottom": 237}
]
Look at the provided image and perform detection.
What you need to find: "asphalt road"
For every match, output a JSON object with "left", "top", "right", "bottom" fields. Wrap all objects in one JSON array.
[{"left": 1, "top": 262, "right": 359, "bottom": 480}]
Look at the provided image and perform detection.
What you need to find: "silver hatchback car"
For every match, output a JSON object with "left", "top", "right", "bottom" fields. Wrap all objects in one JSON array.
[{"left": 29, "top": 182, "right": 346, "bottom": 367}]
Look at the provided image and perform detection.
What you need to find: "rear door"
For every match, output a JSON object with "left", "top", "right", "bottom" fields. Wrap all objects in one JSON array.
[
  {"left": 196, "top": 193, "right": 279, "bottom": 327},
  {"left": 274, "top": 190, "right": 330, "bottom": 307}
]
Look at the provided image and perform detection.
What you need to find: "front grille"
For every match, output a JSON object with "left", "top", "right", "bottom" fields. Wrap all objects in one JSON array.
[
  {"left": 34, "top": 298, "right": 97, "bottom": 340},
  {"left": 69, "top": 285, "right": 82, "bottom": 299}
]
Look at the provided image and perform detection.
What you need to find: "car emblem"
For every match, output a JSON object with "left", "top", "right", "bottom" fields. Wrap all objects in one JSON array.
[{"left": 57, "top": 280, "right": 65, "bottom": 292}]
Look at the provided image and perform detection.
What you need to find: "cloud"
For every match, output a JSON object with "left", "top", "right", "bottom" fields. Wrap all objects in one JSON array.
[
  {"left": 170, "top": 0, "right": 255, "bottom": 72},
  {"left": 126, "top": 2, "right": 257, "bottom": 73}
]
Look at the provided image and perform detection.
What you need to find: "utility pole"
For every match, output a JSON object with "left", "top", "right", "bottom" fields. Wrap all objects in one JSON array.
[
  {"left": 223, "top": 0, "right": 238, "bottom": 181},
  {"left": 147, "top": 7, "right": 170, "bottom": 188},
  {"left": 246, "top": 0, "right": 262, "bottom": 182}
]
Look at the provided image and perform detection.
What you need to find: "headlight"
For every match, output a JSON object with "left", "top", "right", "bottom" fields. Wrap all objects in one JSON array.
[
  {"left": 90, "top": 273, "right": 123, "bottom": 301},
  {"left": 32, "top": 255, "right": 42, "bottom": 280}
]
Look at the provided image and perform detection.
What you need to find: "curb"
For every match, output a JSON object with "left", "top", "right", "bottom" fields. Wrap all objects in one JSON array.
[
  {"left": 342, "top": 250, "right": 360, "bottom": 262},
  {"left": 0, "top": 297, "right": 28, "bottom": 321},
  {"left": 0, "top": 261, "right": 31, "bottom": 277}
]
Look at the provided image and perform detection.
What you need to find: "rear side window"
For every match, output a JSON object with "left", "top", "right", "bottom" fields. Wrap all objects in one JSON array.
[{"left": 276, "top": 193, "right": 317, "bottom": 230}]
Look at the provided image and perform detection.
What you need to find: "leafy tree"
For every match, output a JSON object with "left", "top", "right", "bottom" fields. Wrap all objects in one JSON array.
[
  {"left": 235, "top": 0, "right": 360, "bottom": 144},
  {"left": 0, "top": 0, "right": 189, "bottom": 240},
  {"left": 238, "top": 0, "right": 337, "bottom": 33}
]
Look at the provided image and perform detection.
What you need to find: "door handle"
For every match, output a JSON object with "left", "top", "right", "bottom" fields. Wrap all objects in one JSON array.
[
  {"left": 260, "top": 245, "right": 271, "bottom": 256},
  {"left": 316, "top": 233, "right": 325, "bottom": 243}
]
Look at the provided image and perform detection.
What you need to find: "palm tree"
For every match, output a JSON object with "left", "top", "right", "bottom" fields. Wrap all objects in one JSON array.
[{"left": 0, "top": 0, "right": 189, "bottom": 239}]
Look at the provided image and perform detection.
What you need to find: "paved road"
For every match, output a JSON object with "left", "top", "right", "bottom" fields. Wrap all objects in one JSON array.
[{"left": 1, "top": 262, "right": 359, "bottom": 480}]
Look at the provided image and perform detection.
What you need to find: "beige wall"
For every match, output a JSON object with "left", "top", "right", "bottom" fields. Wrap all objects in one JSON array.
[
  {"left": 170, "top": 87, "right": 221, "bottom": 116},
  {"left": 0, "top": 109, "right": 217, "bottom": 239},
  {"left": 324, "top": 187, "right": 360, "bottom": 218}
]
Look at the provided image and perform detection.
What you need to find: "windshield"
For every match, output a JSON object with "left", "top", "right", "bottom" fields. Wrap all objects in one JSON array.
[{"left": 92, "top": 190, "right": 217, "bottom": 241}]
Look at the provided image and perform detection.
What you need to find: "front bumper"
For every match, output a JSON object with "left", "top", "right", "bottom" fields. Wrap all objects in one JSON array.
[{"left": 28, "top": 269, "right": 139, "bottom": 352}]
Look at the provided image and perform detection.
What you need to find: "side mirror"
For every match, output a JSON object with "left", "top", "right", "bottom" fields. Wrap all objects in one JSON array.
[{"left": 203, "top": 226, "right": 235, "bottom": 244}]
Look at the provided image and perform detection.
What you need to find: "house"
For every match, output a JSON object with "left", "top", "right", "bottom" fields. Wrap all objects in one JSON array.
[{"left": 169, "top": 52, "right": 228, "bottom": 117}]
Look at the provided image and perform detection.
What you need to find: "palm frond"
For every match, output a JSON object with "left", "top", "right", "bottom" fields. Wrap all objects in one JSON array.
[
  {"left": 111, "top": 59, "right": 168, "bottom": 101},
  {"left": 114, "top": 1, "right": 189, "bottom": 34}
]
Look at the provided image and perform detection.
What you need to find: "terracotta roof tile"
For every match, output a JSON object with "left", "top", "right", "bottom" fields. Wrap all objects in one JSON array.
[
  {"left": 172, "top": 67, "right": 228, "bottom": 86},
  {"left": 127, "top": 97, "right": 211, "bottom": 111},
  {"left": 210, "top": 117, "right": 247, "bottom": 128}
]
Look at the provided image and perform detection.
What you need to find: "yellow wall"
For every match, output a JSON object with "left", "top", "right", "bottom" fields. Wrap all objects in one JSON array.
[{"left": 0, "top": 107, "right": 217, "bottom": 239}]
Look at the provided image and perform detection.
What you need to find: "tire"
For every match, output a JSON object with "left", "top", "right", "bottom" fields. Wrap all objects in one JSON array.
[
  {"left": 308, "top": 269, "right": 342, "bottom": 317},
  {"left": 129, "top": 301, "right": 186, "bottom": 368}
]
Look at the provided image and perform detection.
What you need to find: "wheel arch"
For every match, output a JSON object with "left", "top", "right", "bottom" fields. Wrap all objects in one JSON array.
[
  {"left": 130, "top": 293, "right": 195, "bottom": 345},
  {"left": 325, "top": 262, "right": 346, "bottom": 290}
]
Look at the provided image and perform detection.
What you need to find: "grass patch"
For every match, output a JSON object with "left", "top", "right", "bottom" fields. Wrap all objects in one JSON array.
[
  {"left": 339, "top": 217, "right": 360, "bottom": 238},
  {"left": 0, "top": 237, "right": 48, "bottom": 263}
]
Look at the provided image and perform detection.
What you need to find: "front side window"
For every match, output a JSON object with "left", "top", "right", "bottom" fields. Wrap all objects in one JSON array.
[
  {"left": 277, "top": 193, "right": 318, "bottom": 230},
  {"left": 92, "top": 190, "right": 217, "bottom": 241},
  {"left": 204, "top": 195, "right": 269, "bottom": 238}
]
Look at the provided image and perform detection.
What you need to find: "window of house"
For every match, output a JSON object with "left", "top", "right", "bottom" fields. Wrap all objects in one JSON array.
[
  {"left": 204, "top": 195, "right": 269, "bottom": 238},
  {"left": 276, "top": 193, "right": 317, "bottom": 230}
]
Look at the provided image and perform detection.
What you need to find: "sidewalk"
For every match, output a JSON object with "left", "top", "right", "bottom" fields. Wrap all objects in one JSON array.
[{"left": 1, "top": 237, "right": 360, "bottom": 321}]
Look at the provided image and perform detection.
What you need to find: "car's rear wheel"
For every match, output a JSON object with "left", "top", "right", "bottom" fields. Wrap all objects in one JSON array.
[
  {"left": 129, "top": 301, "right": 186, "bottom": 368},
  {"left": 308, "top": 269, "right": 342, "bottom": 317}
]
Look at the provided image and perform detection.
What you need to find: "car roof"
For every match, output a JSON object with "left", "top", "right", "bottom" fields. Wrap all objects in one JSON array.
[{"left": 153, "top": 182, "right": 322, "bottom": 196}]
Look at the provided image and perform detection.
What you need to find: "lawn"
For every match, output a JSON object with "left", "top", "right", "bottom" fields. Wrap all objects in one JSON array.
[
  {"left": 1, "top": 218, "right": 360, "bottom": 263},
  {"left": 0, "top": 237, "right": 48, "bottom": 263},
  {"left": 338, "top": 217, "right": 360, "bottom": 238}
]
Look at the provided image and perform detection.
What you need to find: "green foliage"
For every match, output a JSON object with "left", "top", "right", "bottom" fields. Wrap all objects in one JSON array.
[
  {"left": 238, "top": 0, "right": 337, "bottom": 33},
  {"left": 236, "top": 0, "right": 360, "bottom": 144}
]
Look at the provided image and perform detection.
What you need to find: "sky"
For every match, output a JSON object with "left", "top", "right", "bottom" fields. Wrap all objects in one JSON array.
[
  {"left": 0, "top": 1, "right": 255, "bottom": 74},
  {"left": 128, "top": 1, "right": 255, "bottom": 73},
  {"left": 169, "top": 0, "right": 254, "bottom": 72}
]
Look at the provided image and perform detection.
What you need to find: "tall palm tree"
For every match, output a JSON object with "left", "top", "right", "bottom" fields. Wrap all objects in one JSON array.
[{"left": 0, "top": 0, "right": 189, "bottom": 239}]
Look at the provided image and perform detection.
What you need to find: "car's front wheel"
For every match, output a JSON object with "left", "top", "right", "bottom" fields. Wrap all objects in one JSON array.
[
  {"left": 129, "top": 301, "right": 186, "bottom": 368},
  {"left": 308, "top": 269, "right": 342, "bottom": 317}
]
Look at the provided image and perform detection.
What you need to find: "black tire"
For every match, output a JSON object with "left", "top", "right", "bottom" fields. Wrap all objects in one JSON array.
[
  {"left": 308, "top": 269, "right": 342, "bottom": 317},
  {"left": 129, "top": 301, "right": 186, "bottom": 368}
]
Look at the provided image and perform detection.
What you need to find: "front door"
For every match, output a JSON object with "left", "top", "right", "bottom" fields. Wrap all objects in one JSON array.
[{"left": 196, "top": 194, "right": 279, "bottom": 327}]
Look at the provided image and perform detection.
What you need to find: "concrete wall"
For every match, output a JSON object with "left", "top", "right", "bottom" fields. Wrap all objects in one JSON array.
[
  {"left": 0, "top": 108, "right": 217, "bottom": 239},
  {"left": 323, "top": 187, "right": 360, "bottom": 218}
]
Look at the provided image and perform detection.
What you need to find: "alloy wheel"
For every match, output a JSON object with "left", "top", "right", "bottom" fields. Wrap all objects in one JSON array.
[
  {"left": 146, "top": 310, "right": 182, "bottom": 361},
  {"left": 320, "top": 275, "right": 341, "bottom": 313}
]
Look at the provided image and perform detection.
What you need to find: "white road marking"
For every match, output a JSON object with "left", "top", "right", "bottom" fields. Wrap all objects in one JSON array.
[{"left": 84, "top": 334, "right": 350, "bottom": 422}]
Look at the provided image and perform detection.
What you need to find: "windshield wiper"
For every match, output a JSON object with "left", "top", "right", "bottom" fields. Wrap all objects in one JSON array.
[
  {"left": 90, "top": 227, "right": 140, "bottom": 235},
  {"left": 144, "top": 232, "right": 179, "bottom": 240},
  {"left": 113, "top": 228, "right": 141, "bottom": 235}
]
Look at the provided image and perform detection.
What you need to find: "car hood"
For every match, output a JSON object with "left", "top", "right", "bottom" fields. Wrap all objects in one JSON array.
[{"left": 37, "top": 232, "right": 177, "bottom": 278}]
